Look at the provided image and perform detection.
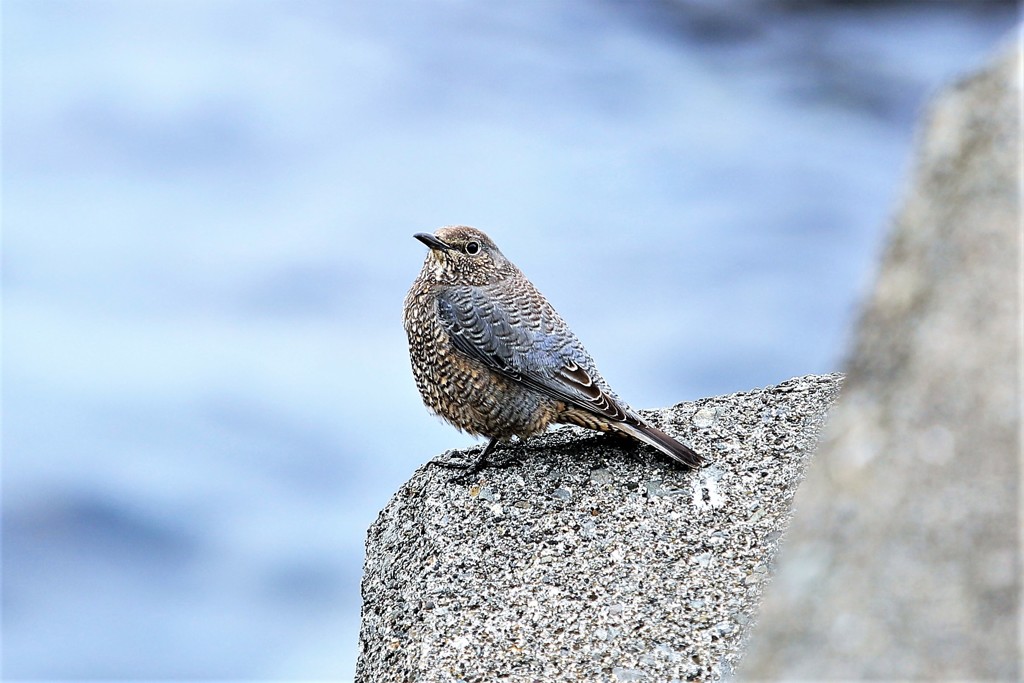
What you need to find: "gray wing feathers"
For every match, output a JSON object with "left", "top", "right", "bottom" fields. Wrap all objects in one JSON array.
[{"left": 436, "top": 285, "right": 631, "bottom": 423}]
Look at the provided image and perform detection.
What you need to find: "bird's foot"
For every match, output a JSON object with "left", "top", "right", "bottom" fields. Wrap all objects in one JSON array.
[{"left": 428, "top": 439, "right": 524, "bottom": 483}]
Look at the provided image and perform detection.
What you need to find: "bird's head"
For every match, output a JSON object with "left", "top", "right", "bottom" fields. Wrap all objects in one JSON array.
[{"left": 414, "top": 226, "right": 514, "bottom": 286}]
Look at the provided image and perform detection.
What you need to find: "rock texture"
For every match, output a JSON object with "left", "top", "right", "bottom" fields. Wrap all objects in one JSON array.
[
  {"left": 740, "top": 44, "right": 1021, "bottom": 680},
  {"left": 356, "top": 374, "right": 841, "bottom": 683}
]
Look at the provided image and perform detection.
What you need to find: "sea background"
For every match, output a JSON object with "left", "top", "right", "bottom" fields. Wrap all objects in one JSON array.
[{"left": 2, "top": 0, "right": 1017, "bottom": 679}]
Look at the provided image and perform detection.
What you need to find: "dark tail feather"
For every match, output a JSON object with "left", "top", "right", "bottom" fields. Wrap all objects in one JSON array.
[{"left": 618, "top": 421, "right": 703, "bottom": 469}]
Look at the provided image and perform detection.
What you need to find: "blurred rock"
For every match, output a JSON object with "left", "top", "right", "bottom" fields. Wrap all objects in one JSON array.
[
  {"left": 356, "top": 374, "right": 841, "bottom": 682},
  {"left": 741, "top": 43, "right": 1020, "bottom": 680}
]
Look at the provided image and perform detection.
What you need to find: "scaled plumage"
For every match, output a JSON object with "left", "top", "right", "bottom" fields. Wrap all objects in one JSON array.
[{"left": 404, "top": 225, "right": 702, "bottom": 474}]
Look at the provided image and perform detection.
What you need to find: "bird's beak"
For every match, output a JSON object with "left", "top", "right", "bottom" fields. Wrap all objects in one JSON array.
[{"left": 414, "top": 233, "right": 452, "bottom": 251}]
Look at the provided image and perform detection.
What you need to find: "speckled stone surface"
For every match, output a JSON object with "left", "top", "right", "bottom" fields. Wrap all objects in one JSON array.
[
  {"left": 740, "top": 44, "right": 1021, "bottom": 681},
  {"left": 355, "top": 374, "right": 841, "bottom": 683}
]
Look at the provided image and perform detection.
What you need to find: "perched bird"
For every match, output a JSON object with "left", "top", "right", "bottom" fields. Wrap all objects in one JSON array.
[{"left": 404, "top": 225, "right": 702, "bottom": 475}]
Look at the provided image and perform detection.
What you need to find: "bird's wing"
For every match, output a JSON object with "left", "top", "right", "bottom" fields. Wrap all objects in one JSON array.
[{"left": 436, "top": 286, "right": 632, "bottom": 423}]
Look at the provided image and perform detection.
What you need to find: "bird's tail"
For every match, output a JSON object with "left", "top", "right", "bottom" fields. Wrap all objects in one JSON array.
[{"left": 617, "top": 421, "right": 703, "bottom": 469}]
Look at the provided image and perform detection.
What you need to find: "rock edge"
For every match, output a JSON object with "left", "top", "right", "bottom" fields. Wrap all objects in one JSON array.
[{"left": 356, "top": 373, "right": 842, "bottom": 683}]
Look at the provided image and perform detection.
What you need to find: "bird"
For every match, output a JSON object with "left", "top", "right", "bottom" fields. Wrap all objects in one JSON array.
[{"left": 403, "top": 225, "right": 702, "bottom": 476}]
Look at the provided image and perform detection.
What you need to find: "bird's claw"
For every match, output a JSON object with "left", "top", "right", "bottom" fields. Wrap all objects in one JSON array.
[{"left": 427, "top": 443, "right": 524, "bottom": 483}]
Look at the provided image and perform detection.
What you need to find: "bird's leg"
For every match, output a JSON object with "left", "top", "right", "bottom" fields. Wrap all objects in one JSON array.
[
  {"left": 428, "top": 436, "right": 523, "bottom": 481},
  {"left": 429, "top": 436, "right": 501, "bottom": 471}
]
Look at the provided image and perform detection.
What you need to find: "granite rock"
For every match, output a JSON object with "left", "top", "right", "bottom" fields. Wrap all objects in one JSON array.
[
  {"left": 356, "top": 374, "right": 841, "bottom": 682},
  {"left": 740, "top": 42, "right": 1021, "bottom": 681}
]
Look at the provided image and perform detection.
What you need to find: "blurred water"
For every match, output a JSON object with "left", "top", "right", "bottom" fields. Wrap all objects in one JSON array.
[{"left": 2, "top": 0, "right": 1016, "bottom": 679}]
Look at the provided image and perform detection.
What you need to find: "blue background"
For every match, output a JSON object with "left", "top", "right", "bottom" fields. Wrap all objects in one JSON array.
[{"left": 2, "top": 0, "right": 1016, "bottom": 679}]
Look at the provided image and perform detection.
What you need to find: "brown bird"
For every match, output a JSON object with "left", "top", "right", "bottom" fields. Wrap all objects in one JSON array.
[{"left": 403, "top": 225, "right": 702, "bottom": 475}]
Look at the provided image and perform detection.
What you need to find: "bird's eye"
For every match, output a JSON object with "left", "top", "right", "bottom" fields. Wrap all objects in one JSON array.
[{"left": 465, "top": 241, "right": 480, "bottom": 255}]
